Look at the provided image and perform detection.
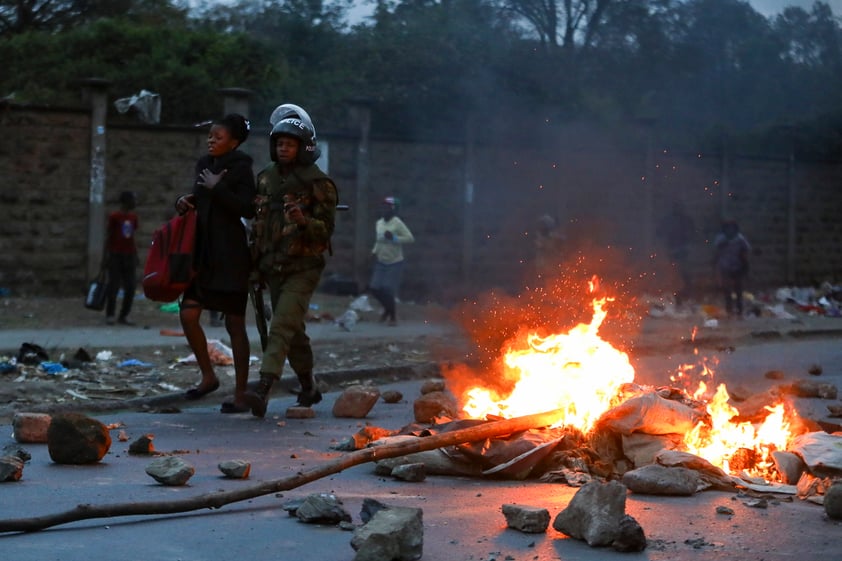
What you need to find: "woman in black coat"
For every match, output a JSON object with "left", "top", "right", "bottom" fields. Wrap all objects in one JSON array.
[{"left": 175, "top": 114, "right": 257, "bottom": 413}]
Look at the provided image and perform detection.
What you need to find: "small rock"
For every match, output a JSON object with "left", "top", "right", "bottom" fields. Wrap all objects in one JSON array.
[
  {"left": 13, "top": 412, "right": 52, "bottom": 443},
  {"left": 808, "top": 364, "right": 823, "bottom": 376},
  {"left": 145, "top": 456, "right": 195, "bottom": 486},
  {"left": 351, "top": 504, "right": 423, "bottom": 561},
  {"left": 420, "top": 379, "right": 446, "bottom": 394},
  {"left": 744, "top": 498, "right": 768, "bottom": 509},
  {"left": 621, "top": 464, "right": 700, "bottom": 496},
  {"left": 392, "top": 462, "right": 426, "bottom": 482},
  {"left": 716, "top": 505, "right": 735, "bottom": 515},
  {"left": 47, "top": 413, "right": 111, "bottom": 464},
  {"left": 218, "top": 459, "right": 251, "bottom": 479},
  {"left": 128, "top": 434, "right": 155, "bottom": 455},
  {"left": 332, "top": 385, "right": 381, "bottom": 418},
  {"left": 552, "top": 480, "right": 628, "bottom": 547},
  {"left": 501, "top": 504, "right": 549, "bottom": 533},
  {"left": 612, "top": 515, "right": 646, "bottom": 552},
  {"left": 827, "top": 404, "right": 842, "bottom": 418},
  {"left": 2, "top": 444, "right": 31, "bottom": 463},
  {"left": 771, "top": 450, "right": 806, "bottom": 484},
  {"left": 295, "top": 493, "right": 352, "bottom": 524},
  {"left": 824, "top": 481, "right": 842, "bottom": 520},
  {"left": 381, "top": 390, "right": 403, "bottom": 404},
  {"left": 286, "top": 406, "right": 316, "bottom": 419},
  {"left": 0, "top": 455, "right": 24, "bottom": 482},
  {"left": 413, "top": 391, "right": 458, "bottom": 423}
]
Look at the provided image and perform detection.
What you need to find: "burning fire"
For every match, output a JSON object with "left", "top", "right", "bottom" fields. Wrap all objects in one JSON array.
[
  {"left": 460, "top": 286, "right": 795, "bottom": 478},
  {"left": 684, "top": 383, "right": 792, "bottom": 477},
  {"left": 463, "top": 296, "right": 634, "bottom": 432}
]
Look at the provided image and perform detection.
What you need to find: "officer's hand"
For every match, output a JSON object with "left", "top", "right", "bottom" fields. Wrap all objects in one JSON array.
[{"left": 285, "top": 203, "right": 306, "bottom": 226}]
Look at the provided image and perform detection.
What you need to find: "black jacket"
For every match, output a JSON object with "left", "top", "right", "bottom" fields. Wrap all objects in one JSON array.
[{"left": 190, "top": 150, "right": 256, "bottom": 293}]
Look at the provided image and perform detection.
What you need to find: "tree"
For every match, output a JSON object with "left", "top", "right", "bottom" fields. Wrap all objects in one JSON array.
[
  {"left": 502, "top": 0, "right": 614, "bottom": 53},
  {"left": 0, "top": 0, "right": 188, "bottom": 36}
]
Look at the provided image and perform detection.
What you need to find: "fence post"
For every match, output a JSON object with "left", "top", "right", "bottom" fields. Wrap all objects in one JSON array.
[
  {"left": 80, "top": 77, "right": 111, "bottom": 282},
  {"left": 349, "top": 100, "right": 372, "bottom": 291}
]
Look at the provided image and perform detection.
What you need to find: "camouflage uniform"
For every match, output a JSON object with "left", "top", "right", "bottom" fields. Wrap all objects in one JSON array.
[{"left": 252, "top": 162, "right": 338, "bottom": 388}]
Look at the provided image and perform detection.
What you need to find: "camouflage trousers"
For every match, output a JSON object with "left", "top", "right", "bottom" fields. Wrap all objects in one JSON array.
[{"left": 259, "top": 263, "right": 324, "bottom": 381}]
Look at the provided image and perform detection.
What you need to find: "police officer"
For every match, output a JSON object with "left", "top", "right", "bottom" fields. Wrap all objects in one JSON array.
[{"left": 245, "top": 115, "right": 338, "bottom": 417}]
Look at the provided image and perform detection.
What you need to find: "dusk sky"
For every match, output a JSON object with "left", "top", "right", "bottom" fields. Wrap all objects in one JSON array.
[{"left": 193, "top": 0, "right": 842, "bottom": 20}]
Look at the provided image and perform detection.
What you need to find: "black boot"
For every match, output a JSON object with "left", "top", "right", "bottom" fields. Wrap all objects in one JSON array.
[
  {"left": 295, "top": 372, "right": 322, "bottom": 408},
  {"left": 244, "top": 374, "right": 274, "bottom": 418}
]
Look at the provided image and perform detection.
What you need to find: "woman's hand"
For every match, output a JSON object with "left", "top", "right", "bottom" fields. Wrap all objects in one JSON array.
[{"left": 198, "top": 168, "right": 227, "bottom": 190}]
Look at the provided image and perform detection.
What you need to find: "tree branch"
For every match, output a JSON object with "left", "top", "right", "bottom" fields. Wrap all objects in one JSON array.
[{"left": 0, "top": 408, "right": 564, "bottom": 534}]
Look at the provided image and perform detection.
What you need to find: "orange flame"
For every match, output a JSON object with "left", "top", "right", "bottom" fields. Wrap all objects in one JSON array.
[
  {"left": 459, "top": 283, "right": 795, "bottom": 479},
  {"left": 683, "top": 383, "right": 792, "bottom": 477},
  {"left": 462, "top": 297, "right": 634, "bottom": 432}
]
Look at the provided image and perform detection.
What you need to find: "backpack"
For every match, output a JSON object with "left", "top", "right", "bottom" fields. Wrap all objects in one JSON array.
[{"left": 142, "top": 210, "right": 197, "bottom": 302}]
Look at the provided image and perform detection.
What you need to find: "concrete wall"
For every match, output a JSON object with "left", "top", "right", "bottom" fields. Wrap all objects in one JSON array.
[{"left": 1, "top": 102, "right": 840, "bottom": 301}]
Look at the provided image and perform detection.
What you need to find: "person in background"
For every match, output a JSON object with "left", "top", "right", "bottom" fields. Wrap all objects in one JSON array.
[
  {"left": 713, "top": 218, "right": 751, "bottom": 318},
  {"left": 533, "top": 214, "right": 566, "bottom": 278},
  {"left": 174, "top": 114, "right": 256, "bottom": 412},
  {"left": 368, "top": 196, "right": 414, "bottom": 326},
  {"left": 656, "top": 200, "right": 696, "bottom": 307},
  {"left": 104, "top": 190, "right": 139, "bottom": 326},
  {"left": 244, "top": 114, "right": 338, "bottom": 417}
]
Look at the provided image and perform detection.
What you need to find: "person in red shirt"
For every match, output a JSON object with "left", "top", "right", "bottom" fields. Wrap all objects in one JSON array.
[{"left": 104, "top": 191, "right": 139, "bottom": 325}]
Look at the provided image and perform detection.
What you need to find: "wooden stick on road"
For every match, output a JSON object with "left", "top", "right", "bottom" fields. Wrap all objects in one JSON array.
[{"left": 0, "top": 408, "right": 563, "bottom": 534}]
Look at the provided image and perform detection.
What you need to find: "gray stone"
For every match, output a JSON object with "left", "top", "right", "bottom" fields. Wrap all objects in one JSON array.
[
  {"left": 552, "top": 480, "right": 627, "bottom": 547},
  {"left": 352, "top": 505, "right": 423, "bottom": 561},
  {"left": 296, "top": 493, "right": 352, "bottom": 524},
  {"left": 2, "top": 444, "right": 31, "bottom": 462},
  {"left": 218, "top": 459, "right": 251, "bottom": 479},
  {"left": 47, "top": 413, "right": 111, "bottom": 464},
  {"left": 333, "top": 385, "right": 381, "bottom": 418},
  {"left": 771, "top": 450, "right": 806, "bottom": 484},
  {"left": 391, "top": 462, "right": 426, "bottom": 482},
  {"left": 612, "top": 515, "right": 647, "bottom": 552},
  {"left": 13, "top": 412, "right": 51, "bottom": 443},
  {"left": 0, "top": 455, "right": 24, "bottom": 482},
  {"left": 825, "top": 481, "right": 842, "bottom": 520},
  {"left": 501, "top": 504, "right": 549, "bottom": 533},
  {"left": 145, "top": 456, "right": 195, "bottom": 486},
  {"left": 622, "top": 464, "right": 700, "bottom": 496},
  {"left": 360, "top": 498, "right": 389, "bottom": 524}
]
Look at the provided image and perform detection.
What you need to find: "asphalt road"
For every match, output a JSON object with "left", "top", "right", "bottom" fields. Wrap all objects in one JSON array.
[{"left": 1, "top": 336, "right": 841, "bottom": 561}]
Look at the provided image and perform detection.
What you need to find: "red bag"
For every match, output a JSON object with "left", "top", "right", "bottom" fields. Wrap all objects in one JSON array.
[{"left": 142, "top": 210, "right": 197, "bottom": 302}]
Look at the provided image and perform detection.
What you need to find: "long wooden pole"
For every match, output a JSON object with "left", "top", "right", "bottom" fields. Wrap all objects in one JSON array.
[{"left": 0, "top": 409, "right": 563, "bottom": 534}]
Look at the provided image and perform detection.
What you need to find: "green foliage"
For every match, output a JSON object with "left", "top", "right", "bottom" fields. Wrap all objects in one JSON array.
[{"left": 0, "top": 16, "right": 275, "bottom": 122}]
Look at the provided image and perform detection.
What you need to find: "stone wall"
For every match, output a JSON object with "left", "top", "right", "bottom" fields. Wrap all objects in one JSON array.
[{"left": 1, "top": 103, "right": 840, "bottom": 301}]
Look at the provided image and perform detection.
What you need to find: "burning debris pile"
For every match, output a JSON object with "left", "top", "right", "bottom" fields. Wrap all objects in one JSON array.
[{"left": 345, "top": 281, "right": 842, "bottom": 511}]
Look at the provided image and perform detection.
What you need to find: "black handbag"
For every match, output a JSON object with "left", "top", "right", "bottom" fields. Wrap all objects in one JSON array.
[{"left": 84, "top": 271, "right": 108, "bottom": 311}]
